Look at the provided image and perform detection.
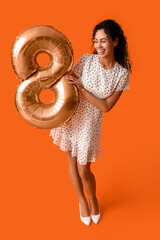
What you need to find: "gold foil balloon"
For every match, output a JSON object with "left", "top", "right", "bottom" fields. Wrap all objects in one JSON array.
[{"left": 11, "top": 25, "right": 78, "bottom": 129}]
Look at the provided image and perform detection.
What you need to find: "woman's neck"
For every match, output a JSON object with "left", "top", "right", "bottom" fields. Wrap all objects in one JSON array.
[{"left": 98, "top": 56, "right": 116, "bottom": 69}]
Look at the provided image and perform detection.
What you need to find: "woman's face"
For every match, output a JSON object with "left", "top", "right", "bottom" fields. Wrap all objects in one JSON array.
[{"left": 93, "top": 29, "right": 118, "bottom": 58}]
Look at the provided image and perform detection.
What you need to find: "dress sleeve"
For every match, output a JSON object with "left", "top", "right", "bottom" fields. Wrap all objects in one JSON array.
[
  {"left": 72, "top": 54, "right": 89, "bottom": 78},
  {"left": 115, "top": 69, "right": 130, "bottom": 91}
]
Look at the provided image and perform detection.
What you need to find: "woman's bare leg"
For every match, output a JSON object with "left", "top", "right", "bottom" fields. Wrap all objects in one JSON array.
[
  {"left": 66, "top": 151, "right": 90, "bottom": 217},
  {"left": 77, "top": 162, "right": 99, "bottom": 215}
]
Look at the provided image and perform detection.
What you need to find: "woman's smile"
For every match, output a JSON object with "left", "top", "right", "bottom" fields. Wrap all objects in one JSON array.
[{"left": 97, "top": 49, "right": 106, "bottom": 55}]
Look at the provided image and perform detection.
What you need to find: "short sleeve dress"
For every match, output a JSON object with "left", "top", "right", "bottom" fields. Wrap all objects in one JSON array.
[{"left": 49, "top": 53, "right": 130, "bottom": 165}]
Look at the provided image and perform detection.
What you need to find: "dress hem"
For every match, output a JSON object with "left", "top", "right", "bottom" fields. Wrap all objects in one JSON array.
[{"left": 50, "top": 135, "right": 103, "bottom": 165}]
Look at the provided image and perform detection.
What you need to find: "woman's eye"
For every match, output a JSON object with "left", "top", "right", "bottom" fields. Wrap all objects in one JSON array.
[{"left": 93, "top": 41, "right": 106, "bottom": 44}]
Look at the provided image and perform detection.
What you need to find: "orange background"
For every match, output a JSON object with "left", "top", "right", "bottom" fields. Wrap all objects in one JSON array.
[{"left": 1, "top": 0, "right": 160, "bottom": 239}]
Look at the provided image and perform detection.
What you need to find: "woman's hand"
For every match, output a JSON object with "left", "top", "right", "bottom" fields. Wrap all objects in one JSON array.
[{"left": 66, "top": 73, "right": 84, "bottom": 91}]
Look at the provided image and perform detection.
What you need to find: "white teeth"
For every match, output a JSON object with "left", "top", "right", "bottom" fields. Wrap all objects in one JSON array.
[{"left": 98, "top": 50, "right": 105, "bottom": 53}]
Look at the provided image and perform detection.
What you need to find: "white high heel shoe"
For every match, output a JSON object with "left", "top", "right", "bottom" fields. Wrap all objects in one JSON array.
[
  {"left": 91, "top": 203, "right": 101, "bottom": 224},
  {"left": 79, "top": 203, "right": 91, "bottom": 226}
]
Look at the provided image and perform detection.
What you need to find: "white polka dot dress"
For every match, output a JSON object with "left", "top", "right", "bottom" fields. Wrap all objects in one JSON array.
[{"left": 49, "top": 53, "right": 130, "bottom": 165}]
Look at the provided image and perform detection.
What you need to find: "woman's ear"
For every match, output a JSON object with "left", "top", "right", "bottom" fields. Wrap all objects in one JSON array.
[{"left": 114, "top": 37, "right": 119, "bottom": 47}]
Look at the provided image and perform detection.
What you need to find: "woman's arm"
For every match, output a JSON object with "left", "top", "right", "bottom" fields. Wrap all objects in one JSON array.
[
  {"left": 79, "top": 87, "right": 108, "bottom": 112},
  {"left": 80, "top": 88, "right": 123, "bottom": 112},
  {"left": 66, "top": 71, "right": 123, "bottom": 112},
  {"left": 103, "top": 91, "right": 123, "bottom": 112}
]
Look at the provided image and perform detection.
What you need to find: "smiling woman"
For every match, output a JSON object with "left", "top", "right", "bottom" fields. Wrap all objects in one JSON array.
[
  {"left": 92, "top": 19, "right": 132, "bottom": 72},
  {"left": 93, "top": 29, "right": 118, "bottom": 68},
  {"left": 49, "top": 19, "right": 132, "bottom": 226}
]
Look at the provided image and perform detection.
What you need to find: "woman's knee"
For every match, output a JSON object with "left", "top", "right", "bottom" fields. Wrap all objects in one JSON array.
[{"left": 77, "top": 162, "right": 91, "bottom": 180}]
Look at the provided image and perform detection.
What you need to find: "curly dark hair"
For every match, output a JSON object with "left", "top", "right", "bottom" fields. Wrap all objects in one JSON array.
[{"left": 91, "top": 19, "right": 132, "bottom": 73}]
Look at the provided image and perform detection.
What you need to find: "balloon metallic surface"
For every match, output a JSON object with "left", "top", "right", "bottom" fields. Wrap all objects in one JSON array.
[{"left": 11, "top": 25, "right": 78, "bottom": 129}]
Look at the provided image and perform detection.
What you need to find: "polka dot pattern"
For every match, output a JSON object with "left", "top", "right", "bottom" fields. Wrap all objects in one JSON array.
[{"left": 49, "top": 53, "right": 130, "bottom": 165}]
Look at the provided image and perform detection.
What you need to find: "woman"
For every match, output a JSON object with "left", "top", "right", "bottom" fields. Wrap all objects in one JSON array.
[{"left": 49, "top": 19, "right": 132, "bottom": 226}]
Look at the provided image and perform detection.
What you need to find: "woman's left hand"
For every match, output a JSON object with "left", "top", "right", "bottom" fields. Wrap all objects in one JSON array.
[{"left": 66, "top": 74, "right": 83, "bottom": 91}]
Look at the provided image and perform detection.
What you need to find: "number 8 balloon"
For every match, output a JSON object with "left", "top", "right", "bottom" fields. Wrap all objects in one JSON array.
[{"left": 11, "top": 25, "right": 78, "bottom": 129}]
